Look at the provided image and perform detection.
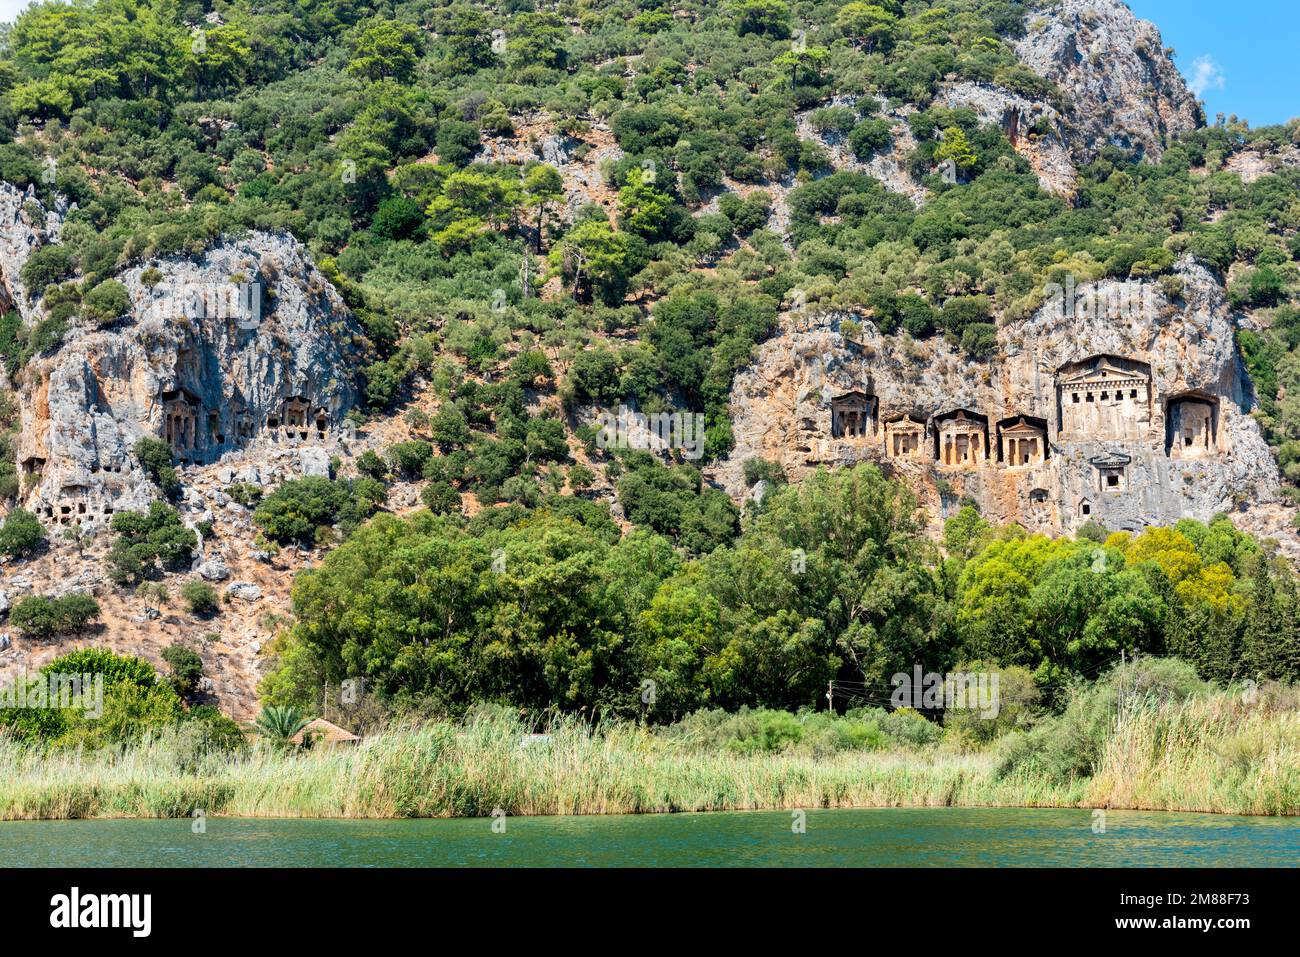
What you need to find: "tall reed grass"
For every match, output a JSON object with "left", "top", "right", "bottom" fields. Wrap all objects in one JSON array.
[{"left": 0, "top": 687, "right": 1294, "bottom": 820}]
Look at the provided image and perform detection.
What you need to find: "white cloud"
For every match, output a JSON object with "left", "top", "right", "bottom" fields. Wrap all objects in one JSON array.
[{"left": 1188, "top": 55, "right": 1225, "bottom": 98}]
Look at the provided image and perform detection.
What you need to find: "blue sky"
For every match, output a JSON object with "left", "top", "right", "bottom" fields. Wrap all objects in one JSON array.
[
  {"left": 1125, "top": 0, "right": 1298, "bottom": 127},
  {"left": 0, "top": 0, "right": 1293, "bottom": 126}
]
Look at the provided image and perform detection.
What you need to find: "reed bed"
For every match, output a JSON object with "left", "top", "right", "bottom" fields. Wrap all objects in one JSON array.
[
  {"left": 1086, "top": 694, "right": 1300, "bottom": 816},
  {"left": 0, "top": 697, "right": 1293, "bottom": 820}
]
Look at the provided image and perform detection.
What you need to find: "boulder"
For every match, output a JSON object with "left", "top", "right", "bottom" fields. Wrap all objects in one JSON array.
[
  {"left": 198, "top": 559, "right": 231, "bottom": 582},
  {"left": 298, "top": 447, "right": 331, "bottom": 478},
  {"left": 226, "top": 582, "right": 262, "bottom": 602}
]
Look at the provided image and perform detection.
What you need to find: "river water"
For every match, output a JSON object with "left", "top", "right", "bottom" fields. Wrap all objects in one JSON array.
[{"left": 2, "top": 808, "right": 1297, "bottom": 866}]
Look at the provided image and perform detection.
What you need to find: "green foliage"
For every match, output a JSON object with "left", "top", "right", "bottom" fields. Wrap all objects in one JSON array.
[
  {"left": 421, "top": 480, "right": 463, "bottom": 515},
  {"left": 254, "top": 704, "right": 310, "bottom": 747},
  {"left": 733, "top": 0, "right": 791, "bottom": 38},
  {"left": 347, "top": 20, "right": 423, "bottom": 83},
  {"left": 386, "top": 440, "right": 434, "bottom": 478},
  {"left": 20, "top": 244, "right": 75, "bottom": 296},
  {"left": 935, "top": 126, "right": 978, "bottom": 171},
  {"left": 162, "top": 642, "right": 204, "bottom": 696},
  {"left": 227, "top": 482, "right": 263, "bottom": 508},
  {"left": 615, "top": 453, "right": 738, "bottom": 555},
  {"left": 253, "top": 477, "right": 386, "bottom": 545},
  {"left": 0, "top": 506, "right": 45, "bottom": 557},
  {"left": 9, "top": 592, "right": 100, "bottom": 638},
  {"left": 133, "top": 437, "right": 179, "bottom": 497},
  {"left": 742, "top": 458, "right": 787, "bottom": 489},
  {"left": 355, "top": 450, "right": 390, "bottom": 481},
  {"left": 849, "top": 118, "right": 893, "bottom": 158},
  {"left": 82, "top": 279, "right": 130, "bottom": 326},
  {"left": 998, "top": 657, "right": 1206, "bottom": 783},
  {"left": 46, "top": 647, "right": 158, "bottom": 688},
  {"left": 664, "top": 707, "right": 889, "bottom": 757},
  {"left": 105, "top": 501, "right": 196, "bottom": 586},
  {"left": 0, "top": 647, "right": 178, "bottom": 744},
  {"left": 960, "top": 321, "right": 999, "bottom": 359},
  {"left": 180, "top": 581, "right": 219, "bottom": 617}
]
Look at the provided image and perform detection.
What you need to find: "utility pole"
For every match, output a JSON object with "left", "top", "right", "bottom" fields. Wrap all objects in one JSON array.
[{"left": 826, "top": 680, "right": 834, "bottom": 714}]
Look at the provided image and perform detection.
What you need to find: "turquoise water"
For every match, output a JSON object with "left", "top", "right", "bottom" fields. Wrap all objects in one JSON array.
[{"left": 1, "top": 808, "right": 1296, "bottom": 866}]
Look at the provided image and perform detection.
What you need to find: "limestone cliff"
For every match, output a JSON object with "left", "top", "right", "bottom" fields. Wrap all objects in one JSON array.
[
  {"left": 1016, "top": 0, "right": 1201, "bottom": 163},
  {"left": 9, "top": 230, "right": 365, "bottom": 525},
  {"left": 719, "top": 257, "right": 1279, "bottom": 536},
  {"left": 0, "top": 180, "right": 71, "bottom": 322}
]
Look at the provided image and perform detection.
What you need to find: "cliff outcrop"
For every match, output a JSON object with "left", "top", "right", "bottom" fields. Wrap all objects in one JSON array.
[
  {"left": 1016, "top": 0, "right": 1201, "bottom": 164},
  {"left": 9, "top": 230, "right": 364, "bottom": 525},
  {"left": 719, "top": 257, "right": 1279, "bottom": 536}
]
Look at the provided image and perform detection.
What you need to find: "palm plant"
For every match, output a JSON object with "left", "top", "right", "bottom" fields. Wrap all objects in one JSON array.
[{"left": 254, "top": 705, "right": 310, "bottom": 747}]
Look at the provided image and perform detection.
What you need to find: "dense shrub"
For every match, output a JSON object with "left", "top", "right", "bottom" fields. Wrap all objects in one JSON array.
[
  {"left": 253, "top": 477, "right": 386, "bottom": 545},
  {"left": 0, "top": 507, "right": 45, "bottom": 557},
  {"left": 9, "top": 592, "right": 100, "bottom": 638},
  {"left": 180, "top": 581, "right": 219, "bottom": 617},
  {"left": 105, "top": 502, "right": 197, "bottom": 586},
  {"left": 162, "top": 642, "right": 204, "bottom": 696},
  {"left": 133, "top": 437, "right": 179, "bottom": 497}
]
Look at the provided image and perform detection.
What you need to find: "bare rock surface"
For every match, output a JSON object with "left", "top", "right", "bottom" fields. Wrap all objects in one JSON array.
[{"left": 1015, "top": 0, "right": 1200, "bottom": 164}]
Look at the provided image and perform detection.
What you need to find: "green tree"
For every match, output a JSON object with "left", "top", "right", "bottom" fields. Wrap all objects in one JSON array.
[
  {"left": 733, "top": 0, "right": 791, "bottom": 38},
  {"left": 9, "top": 592, "right": 100, "bottom": 638},
  {"left": 550, "top": 217, "right": 633, "bottom": 304},
  {"left": 255, "top": 704, "right": 310, "bottom": 747},
  {"left": 162, "top": 642, "right": 204, "bottom": 696},
  {"left": 836, "top": 3, "right": 898, "bottom": 51},
  {"left": 506, "top": 11, "right": 568, "bottom": 73},
  {"left": 0, "top": 507, "right": 45, "bottom": 557},
  {"left": 180, "top": 581, "right": 219, "bottom": 617},
  {"left": 772, "top": 44, "right": 829, "bottom": 93},
  {"left": 617, "top": 165, "right": 676, "bottom": 240},
  {"left": 179, "top": 24, "right": 251, "bottom": 96},
  {"left": 523, "top": 163, "right": 565, "bottom": 251},
  {"left": 105, "top": 502, "right": 197, "bottom": 586},
  {"left": 133, "top": 437, "right": 180, "bottom": 497},
  {"left": 442, "top": 5, "right": 496, "bottom": 72},
  {"left": 347, "top": 20, "right": 423, "bottom": 82},
  {"left": 82, "top": 279, "right": 130, "bottom": 326},
  {"left": 935, "top": 126, "right": 977, "bottom": 174}
]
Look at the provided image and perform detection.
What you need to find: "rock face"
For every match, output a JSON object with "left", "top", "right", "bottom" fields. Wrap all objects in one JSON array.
[
  {"left": 1016, "top": 0, "right": 1200, "bottom": 163},
  {"left": 936, "top": 82, "right": 1077, "bottom": 198},
  {"left": 9, "top": 228, "right": 364, "bottom": 526},
  {"left": 719, "top": 257, "right": 1279, "bottom": 536},
  {"left": 0, "top": 180, "right": 72, "bottom": 321}
]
